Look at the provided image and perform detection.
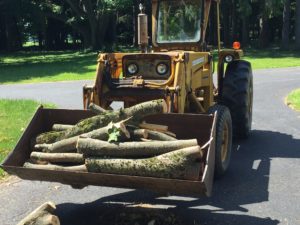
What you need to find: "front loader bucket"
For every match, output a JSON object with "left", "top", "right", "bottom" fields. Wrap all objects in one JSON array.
[{"left": 1, "top": 107, "right": 216, "bottom": 197}]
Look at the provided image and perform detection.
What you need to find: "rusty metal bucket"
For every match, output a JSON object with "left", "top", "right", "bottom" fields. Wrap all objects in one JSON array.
[{"left": 1, "top": 107, "right": 216, "bottom": 197}]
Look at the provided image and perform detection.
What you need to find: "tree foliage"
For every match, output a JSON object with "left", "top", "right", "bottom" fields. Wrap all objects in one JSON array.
[{"left": 0, "top": 0, "right": 300, "bottom": 51}]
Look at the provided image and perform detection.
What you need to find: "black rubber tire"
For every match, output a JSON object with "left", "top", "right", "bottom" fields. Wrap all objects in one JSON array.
[
  {"left": 208, "top": 105, "right": 233, "bottom": 178},
  {"left": 221, "top": 60, "right": 253, "bottom": 139}
]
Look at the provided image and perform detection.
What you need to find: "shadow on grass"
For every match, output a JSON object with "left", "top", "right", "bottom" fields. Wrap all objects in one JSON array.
[
  {"left": 0, "top": 51, "right": 97, "bottom": 84},
  {"left": 56, "top": 129, "right": 299, "bottom": 225}
]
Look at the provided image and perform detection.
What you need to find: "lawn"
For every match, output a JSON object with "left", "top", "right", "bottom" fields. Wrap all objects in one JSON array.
[
  {"left": 243, "top": 49, "right": 300, "bottom": 69},
  {"left": 0, "top": 99, "right": 55, "bottom": 177},
  {"left": 0, "top": 49, "right": 299, "bottom": 84},
  {"left": 286, "top": 89, "right": 300, "bottom": 111},
  {"left": 0, "top": 51, "right": 97, "bottom": 84}
]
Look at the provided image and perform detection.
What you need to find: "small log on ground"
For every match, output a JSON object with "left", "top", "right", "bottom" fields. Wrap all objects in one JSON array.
[
  {"left": 86, "top": 146, "right": 203, "bottom": 180},
  {"left": 35, "top": 120, "right": 130, "bottom": 153},
  {"left": 24, "top": 162, "right": 87, "bottom": 172},
  {"left": 16, "top": 201, "right": 60, "bottom": 225},
  {"left": 36, "top": 99, "right": 167, "bottom": 144},
  {"left": 147, "top": 130, "right": 177, "bottom": 141},
  {"left": 77, "top": 138, "right": 198, "bottom": 158},
  {"left": 30, "top": 152, "right": 84, "bottom": 163},
  {"left": 52, "top": 124, "right": 74, "bottom": 131},
  {"left": 88, "top": 103, "right": 107, "bottom": 114}
]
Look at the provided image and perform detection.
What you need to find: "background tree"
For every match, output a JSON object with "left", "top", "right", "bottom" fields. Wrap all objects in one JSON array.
[
  {"left": 282, "top": 0, "right": 291, "bottom": 49},
  {"left": 296, "top": 0, "right": 300, "bottom": 49}
]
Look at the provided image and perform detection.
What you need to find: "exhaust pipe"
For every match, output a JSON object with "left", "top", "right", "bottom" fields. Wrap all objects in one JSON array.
[{"left": 138, "top": 3, "right": 148, "bottom": 53}]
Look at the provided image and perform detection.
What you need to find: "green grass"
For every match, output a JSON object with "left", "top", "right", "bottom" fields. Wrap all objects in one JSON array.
[
  {"left": 0, "top": 99, "right": 55, "bottom": 177},
  {"left": 0, "top": 49, "right": 299, "bottom": 84},
  {"left": 286, "top": 89, "right": 300, "bottom": 111},
  {"left": 0, "top": 51, "right": 97, "bottom": 84},
  {"left": 243, "top": 49, "right": 300, "bottom": 69}
]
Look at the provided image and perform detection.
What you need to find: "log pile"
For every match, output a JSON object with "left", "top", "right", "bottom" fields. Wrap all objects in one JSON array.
[
  {"left": 17, "top": 202, "right": 60, "bottom": 225},
  {"left": 24, "top": 99, "right": 204, "bottom": 181}
]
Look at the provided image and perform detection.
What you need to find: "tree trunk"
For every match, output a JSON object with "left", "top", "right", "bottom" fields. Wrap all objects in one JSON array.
[
  {"left": 35, "top": 120, "right": 130, "bottom": 153},
  {"left": 24, "top": 163, "right": 87, "bottom": 172},
  {"left": 77, "top": 138, "right": 198, "bottom": 158},
  {"left": 88, "top": 103, "right": 107, "bottom": 114},
  {"left": 16, "top": 202, "right": 60, "bottom": 225},
  {"left": 232, "top": 0, "right": 238, "bottom": 41},
  {"left": 35, "top": 99, "right": 167, "bottom": 144},
  {"left": 30, "top": 152, "right": 84, "bottom": 164},
  {"left": 222, "top": 1, "right": 231, "bottom": 46},
  {"left": 296, "top": 0, "right": 300, "bottom": 49},
  {"left": 147, "top": 130, "right": 177, "bottom": 141},
  {"left": 242, "top": 16, "right": 250, "bottom": 46},
  {"left": 281, "top": 0, "right": 291, "bottom": 50},
  {"left": 259, "top": 16, "right": 270, "bottom": 48},
  {"left": 86, "top": 146, "right": 203, "bottom": 180},
  {"left": 52, "top": 124, "right": 74, "bottom": 131},
  {"left": 128, "top": 128, "right": 149, "bottom": 140}
]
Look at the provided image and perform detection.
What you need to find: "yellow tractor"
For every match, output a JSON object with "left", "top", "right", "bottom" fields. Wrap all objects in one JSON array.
[{"left": 83, "top": 0, "right": 253, "bottom": 178}]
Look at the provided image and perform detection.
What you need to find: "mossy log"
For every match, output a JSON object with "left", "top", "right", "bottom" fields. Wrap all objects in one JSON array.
[
  {"left": 35, "top": 120, "right": 130, "bottom": 153},
  {"left": 16, "top": 201, "right": 60, "bottom": 225},
  {"left": 36, "top": 99, "right": 167, "bottom": 144},
  {"left": 88, "top": 103, "right": 107, "bottom": 114},
  {"left": 30, "top": 152, "right": 84, "bottom": 163},
  {"left": 77, "top": 138, "right": 198, "bottom": 158},
  {"left": 85, "top": 146, "right": 203, "bottom": 180},
  {"left": 23, "top": 162, "right": 87, "bottom": 172},
  {"left": 52, "top": 124, "right": 74, "bottom": 131}
]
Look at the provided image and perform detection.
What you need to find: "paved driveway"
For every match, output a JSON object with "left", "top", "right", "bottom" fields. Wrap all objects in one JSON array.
[{"left": 0, "top": 67, "right": 300, "bottom": 225}]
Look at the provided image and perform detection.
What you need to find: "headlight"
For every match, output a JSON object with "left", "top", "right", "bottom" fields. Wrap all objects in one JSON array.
[
  {"left": 225, "top": 55, "right": 233, "bottom": 63},
  {"left": 156, "top": 63, "right": 168, "bottom": 75},
  {"left": 127, "top": 63, "right": 138, "bottom": 75}
]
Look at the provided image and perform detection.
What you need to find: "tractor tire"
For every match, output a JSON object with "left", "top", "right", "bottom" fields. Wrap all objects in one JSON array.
[
  {"left": 208, "top": 104, "right": 232, "bottom": 178},
  {"left": 221, "top": 60, "right": 253, "bottom": 139}
]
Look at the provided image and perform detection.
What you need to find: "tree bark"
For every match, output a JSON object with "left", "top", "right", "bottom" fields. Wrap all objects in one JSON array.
[
  {"left": 128, "top": 128, "right": 149, "bottom": 140},
  {"left": 296, "top": 0, "right": 300, "bottom": 49},
  {"left": 88, "top": 103, "right": 107, "bottom": 114},
  {"left": 16, "top": 202, "right": 60, "bottom": 225},
  {"left": 86, "top": 146, "right": 203, "bottom": 180},
  {"left": 24, "top": 163, "right": 87, "bottom": 172},
  {"left": 281, "top": 0, "right": 291, "bottom": 50},
  {"left": 35, "top": 120, "right": 130, "bottom": 153},
  {"left": 36, "top": 99, "right": 167, "bottom": 144},
  {"left": 147, "top": 130, "right": 177, "bottom": 141},
  {"left": 242, "top": 16, "right": 250, "bottom": 46},
  {"left": 77, "top": 138, "right": 198, "bottom": 158},
  {"left": 30, "top": 152, "right": 84, "bottom": 163},
  {"left": 52, "top": 124, "right": 74, "bottom": 131},
  {"left": 139, "top": 122, "right": 168, "bottom": 132}
]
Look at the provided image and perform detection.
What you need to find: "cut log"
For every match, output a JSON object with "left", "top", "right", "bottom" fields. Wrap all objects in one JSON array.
[
  {"left": 77, "top": 138, "right": 198, "bottom": 158},
  {"left": 30, "top": 152, "right": 84, "bottom": 163},
  {"left": 35, "top": 120, "right": 130, "bottom": 153},
  {"left": 88, "top": 103, "right": 107, "bottom": 114},
  {"left": 86, "top": 146, "right": 203, "bottom": 180},
  {"left": 23, "top": 162, "right": 87, "bottom": 172},
  {"left": 52, "top": 124, "right": 74, "bottom": 131},
  {"left": 147, "top": 130, "right": 177, "bottom": 141},
  {"left": 16, "top": 201, "right": 60, "bottom": 225},
  {"left": 36, "top": 99, "right": 167, "bottom": 144},
  {"left": 139, "top": 122, "right": 168, "bottom": 132},
  {"left": 128, "top": 128, "right": 149, "bottom": 140},
  {"left": 35, "top": 136, "right": 78, "bottom": 153}
]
